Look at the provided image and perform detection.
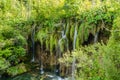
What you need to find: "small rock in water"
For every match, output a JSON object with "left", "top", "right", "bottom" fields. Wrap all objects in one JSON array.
[
  {"left": 40, "top": 71, "right": 44, "bottom": 74},
  {"left": 46, "top": 74, "right": 54, "bottom": 78},
  {"left": 40, "top": 68, "right": 44, "bottom": 74},
  {"left": 63, "top": 78, "right": 70, "bottom": 80},
  {"left": 46, "top": 75, "right": 64, "bottom": 80},
  {"left": 56, "top": 76, "right": 64, "bottom": 80},
  {"left": 55, "top": 69, "right": 59, "bottom": 74},
  {"left": 31, "top": 58, "right": 35, "bottom": 62},
  {"left": 55, "top": 69, "right": 58, "bottom": 72}
]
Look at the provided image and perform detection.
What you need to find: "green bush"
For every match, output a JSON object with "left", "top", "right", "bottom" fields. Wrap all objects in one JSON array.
[
  {"left": 7, "top": 63, "right": 27, "bottom": 76},
  {"left": 0, "top": 25, "right": 27, "bottom": 76},
  {"left": 1, "top": 26, "right": 15, "bottom": 39},
  {"left": 0, "top": 57, "right": 10, "bottom": 70},
  {"left": 105, "top": 15, "right": 120, "bottom": 80},
  {"left": 59, "top": 42, "right": 120, "bottom": 80},
  {"left": 8, "top": 47, "right": 26, "bottom": 65},
  {"left": 0, "top": 0, "right": 120, "bottom": 79}
]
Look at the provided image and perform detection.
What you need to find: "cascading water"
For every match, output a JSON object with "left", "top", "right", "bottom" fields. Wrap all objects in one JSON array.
[
  {"left": 72, "top": 22, "right": 78, "bottom": 80},
  {"left": 55, "top": 24, "right": 69, "bottom": 75},
  {"left": 40, "top": 52, "right": 44, "bottom": 74},
  {"left": 73, "top": 26, "right": 77, "bottom": 50},
  {"left": 58, "top": 24, "right": 69, "bottom": 54},
  {"left": 40, "top": 63, "right": 44, "bottom": 74},
  {"left": 58, "top": 30, "right": 67, "bottom": 53},
  {"left": 36, "top": 43, "right": 44, "bottom": 74},
  {"left": 31, "top": 26, "right": 35, "bottom": 62},
  {"left": 55, "top": 30, "right": 65, "bottom": 74},
  {"left": 65, "top": 22, "right": 69, "bottom": 51},
  {"left": 94, "top": 32, "right": 99, "bottom": 43}
]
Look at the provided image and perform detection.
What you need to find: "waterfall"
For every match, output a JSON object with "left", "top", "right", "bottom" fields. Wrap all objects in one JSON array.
[
  {"left": 28, "top": 1, "right": 35, "bottom": 63},
  {"left": 55, "top": 30, "right": 65, "bottom": 74},
  {"left": 72, "top": 23, "right": 78, "bottom": 80},
  {"left": 40, "top": 51, "right": 44, "bottom": 74},
  {"left": 55, "top": 24, "right": 69, "bottom": 75},
  {"left": 36, "top": 44, "right": 44, "bottom": 74},
  {"left": 73, "top": 26, "right": 77, "bottom": 50},
  {"left": 31, "top": 25, "right": 35, "bottom": 62},
  {"left": 40, "top": 64, "right": 44, "bottom": 74},
  {"left": 94, "top": 32, "right": 99, "bottom": 43},
  {"left": 58, "top": 24, "right": 69, "bottom": 53},
  {"left": 65, "top": 22, "right": 69, "bottom": 51},
  {"left": 58, "top": 30, "right": 65, "bottom": 58}
]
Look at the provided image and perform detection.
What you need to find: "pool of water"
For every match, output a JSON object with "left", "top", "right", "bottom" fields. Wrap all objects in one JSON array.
[{"left": 0, "top": 70, "right": 71, "bottom": 80}]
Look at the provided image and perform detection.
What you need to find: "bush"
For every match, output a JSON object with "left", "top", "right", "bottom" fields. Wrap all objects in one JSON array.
[
  {"left": 0, "top": 25, "right": 27, "bottom": 76},
  {"left": 0, "top": 57, "right": 10, "bottom": 70},
  {"left": 7, "top": 63, "right": 27, "bottom": 76},
  {"left": 59, "top": 42, "right": 120, "bottom": 80},
  {"left": 0, "top": 26, "right": 15, "bottom": 39}
]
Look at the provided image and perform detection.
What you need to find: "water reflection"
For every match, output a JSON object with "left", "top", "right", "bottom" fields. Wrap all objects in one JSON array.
[{"left": 2, "top": 70, "right": 71, "bottom": 80}]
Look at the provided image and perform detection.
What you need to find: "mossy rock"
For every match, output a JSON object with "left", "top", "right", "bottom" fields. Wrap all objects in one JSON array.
[{"left": 7, "top": 63, "right": 27, "bottom": 76}]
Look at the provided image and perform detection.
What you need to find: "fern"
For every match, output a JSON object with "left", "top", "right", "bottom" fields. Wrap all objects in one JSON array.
[
  {"left": 50, "top": 35, "right": 54, "bottom": 55},
  {"left": 70, "top": 24, "right": 75, "bottom": 41},
  {"left": 45, "top": 38, "right": 49, "bottom": 51},
  {"left": 59, "top": 40, "right": 65, "bottom": 53},
  {"left": 79, "top": 24, "right": 84, "bottom": 43},
  {"left": 76, "top": 36, "right": 80, "bottom": 50},
  {"left": 45, "top": 28, "right": 49, "bottom": 50},
  {"left": 84, "top": 26, "right": 89, "bottom": 41},
  {"left": 37, "top": 29, "right": 46, "bottom": 46},
  {"left": 54, "top": 35, "right": 57, "bottom": 50},
  {"left": 77, "top": 24, "right": 82, "bottom": 44},
  {"left": 65, "top": 20, "right": 70, "bottom": 37}
]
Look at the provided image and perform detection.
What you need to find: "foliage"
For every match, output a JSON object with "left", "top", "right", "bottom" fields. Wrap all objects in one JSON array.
[
  {"left": 1, "top": 0, "right": 117, "bottom": 55},
  {"left": 0, "top": 57, "right": 10, "bottom": 72},
  {"left": 106, "top": 14, "right": 120, "bottom": 80},
  {"left": 59, "top": 42, "right": 120, "bottom": 80},
  {"left": 34, "top": 0, "right": 119, "bottom": 55},
  {"left": 0, "top": 0, "right": 120, "bottom": 79},
  {"left": 0, "top": 25, "right": 26, "bottom": 76},
  {"left": 7, "top": 63, "right": 27, "bottom": 76},
  {"left": 58, "top": 4, "right": 120, "bottom": 78}
]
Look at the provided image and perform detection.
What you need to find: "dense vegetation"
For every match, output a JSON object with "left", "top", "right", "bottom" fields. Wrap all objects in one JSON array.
[{"left": 0, "top": 0, "right": 120, "bottom": 80}]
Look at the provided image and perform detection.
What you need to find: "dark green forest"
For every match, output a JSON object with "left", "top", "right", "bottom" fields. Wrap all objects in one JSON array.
[{"left": 0, "top": 0, "right": 120, "bottom": 80}]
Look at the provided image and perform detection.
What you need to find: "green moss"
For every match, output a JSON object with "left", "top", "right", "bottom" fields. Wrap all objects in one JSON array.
[{"left": 7, "top": 63, "right": 27, "bottom": 76}]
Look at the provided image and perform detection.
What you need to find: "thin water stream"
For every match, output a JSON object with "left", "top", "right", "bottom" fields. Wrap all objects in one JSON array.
[
  {"left": 56, "top": 24, "right": 69, "bottom": 73},
  {"left": 72, "top": 22, "right": 78, "bottom": 80},
  {"left": 94, "top": 32, "right": 99, "bottom": 43},
  {"left": 39, "top": 45, "right": 44, "bottom": 74},
  {"left": 31, "top": 25, "right": 35, "bottom": 62}
]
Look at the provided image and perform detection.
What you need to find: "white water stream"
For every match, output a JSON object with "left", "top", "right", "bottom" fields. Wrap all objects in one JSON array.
[{"left": 72, "top": 22, "right": 78, "bottom": 80}]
